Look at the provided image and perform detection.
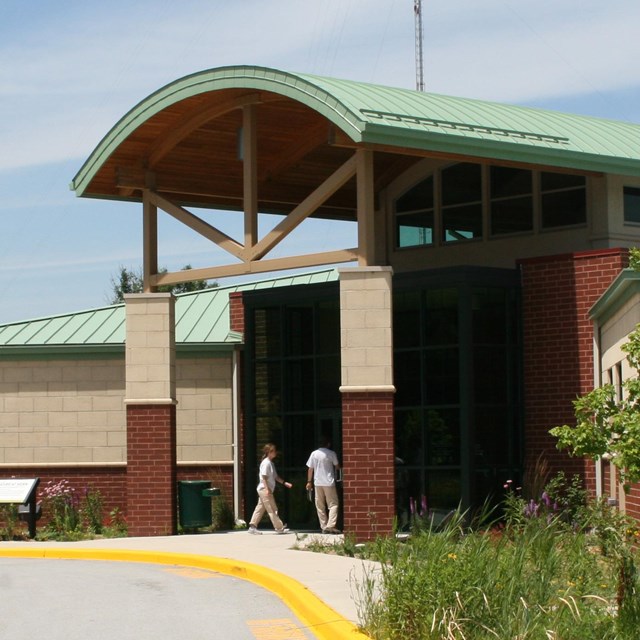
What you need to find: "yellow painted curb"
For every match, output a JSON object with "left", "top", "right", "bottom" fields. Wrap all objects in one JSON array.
[{"left": 0, "top": 547, "right": 370, "bottom": 640}]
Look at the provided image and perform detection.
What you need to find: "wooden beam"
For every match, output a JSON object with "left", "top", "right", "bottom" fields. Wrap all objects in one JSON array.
[
  {"left": 147, "top": 93, "right": 263, "bottom": 168},
  {"left": 356, "top": 148, "right": 375, "bottom": 266},
  {"left": 147, "top": 190, "right": 245, "bottom": 260},
  {"left": 243, "top": 154, "right": 357, "bottom": 262},
  {"left": 242, "top": 104, "right": 258, "bottom": 249},
  {"left": 142, "top": 191, "right": 158, "bottom": 292},
  {"left": 151, "top": 248, "right": 358, "bottom": 286}
]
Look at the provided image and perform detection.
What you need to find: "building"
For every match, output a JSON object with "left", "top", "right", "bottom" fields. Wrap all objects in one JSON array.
[{"left": 2, "top": 65, "right": 640, "bottom": 538}]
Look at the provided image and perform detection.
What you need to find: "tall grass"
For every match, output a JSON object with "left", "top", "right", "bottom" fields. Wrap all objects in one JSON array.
[{"left": 355, "top": 508, "right": 638, "bottom": 639}]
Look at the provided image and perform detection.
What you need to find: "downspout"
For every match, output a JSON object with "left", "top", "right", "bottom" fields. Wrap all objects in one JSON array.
[
  {"left": 232, "top": 348, "right": 241, "bottom": 520},
  {"left": 593, "top": 323, "right": 603, "bottom": 499}
]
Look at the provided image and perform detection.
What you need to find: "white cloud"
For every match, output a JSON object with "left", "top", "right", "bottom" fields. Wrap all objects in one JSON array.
[{"left": 1, "top": 0, "right": 639, "bottom": 172}]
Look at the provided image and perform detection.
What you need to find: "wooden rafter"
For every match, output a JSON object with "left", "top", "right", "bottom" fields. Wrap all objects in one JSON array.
[
  {"left": 146, "top": 93, "right": 264, "bottom": 168},
  {"left": 146, "top": 190, "right": 245, "bottom": 260},
  {"left": 243, "top": 154, "right": 357, "bottom": 262},
  {"left": 142, "top": 151, "right": 360, "bottom": 286},
  {"left": 151, "top": 247, "right": 358, "bottom": 286},
  {"left": 242, "top": 104, "right": 258, "bottom": 249}
]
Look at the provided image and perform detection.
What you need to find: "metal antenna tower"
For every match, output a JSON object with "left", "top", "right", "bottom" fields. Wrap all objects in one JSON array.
[{"left": 414, "top": 0, "right": 425, "bottom": 91}]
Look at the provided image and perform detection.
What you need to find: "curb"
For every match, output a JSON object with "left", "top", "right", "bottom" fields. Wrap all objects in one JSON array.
[{"left": 0, "top": 547, "right": 370, "bottom": 640}]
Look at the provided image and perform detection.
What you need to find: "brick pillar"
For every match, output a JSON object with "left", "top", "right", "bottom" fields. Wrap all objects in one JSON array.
[
  {"left": 339, "top": 266, "right": 395, "bottom": 540},
  {"left": 124, "top": 293, "right": 177, "bottom": 537},
  {"left": 519, "top": 249, "right": 627, "bottom": 492}
]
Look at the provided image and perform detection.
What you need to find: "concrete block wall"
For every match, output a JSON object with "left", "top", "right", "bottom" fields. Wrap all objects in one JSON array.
[
  {"left": 176, "top": 357, "right": 234, "bottom": 462},
  {"left": 0, "top": 359, "right": 126, "bottom": 465},
  {"left": 124, "top": 293, "right": 175, "bottom": 402},
  {"left": 0, "top": 356, "right": 234, "bottom": 466},
  {"left": 339, "top": 267, "right": 393, "bottom": 389}
]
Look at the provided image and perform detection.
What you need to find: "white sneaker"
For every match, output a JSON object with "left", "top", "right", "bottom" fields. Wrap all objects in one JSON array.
[
  {"left": 276, "top": 526, "right": 290, "bottom": 534},
  {"left": 248, "top": 526, "right": 262, "bottom": 535}
]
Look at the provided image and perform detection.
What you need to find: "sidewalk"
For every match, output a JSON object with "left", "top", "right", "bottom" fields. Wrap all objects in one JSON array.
[{"left": 0, "top": 530, "right": 377, "bottom": 640}]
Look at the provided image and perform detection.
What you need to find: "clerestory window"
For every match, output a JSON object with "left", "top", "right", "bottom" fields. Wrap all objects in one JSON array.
[{"left": 394, "top": 163, "right": 587, "bottom": 249}]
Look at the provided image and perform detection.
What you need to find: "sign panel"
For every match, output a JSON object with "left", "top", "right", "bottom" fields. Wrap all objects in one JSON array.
[{"left": 0, "top": 478, "right": 39, "bottom": 504}]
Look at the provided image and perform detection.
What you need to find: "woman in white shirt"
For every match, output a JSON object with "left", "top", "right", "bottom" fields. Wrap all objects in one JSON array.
[{"left": 248, "top": 443, "right": 292, "bottom": 534}]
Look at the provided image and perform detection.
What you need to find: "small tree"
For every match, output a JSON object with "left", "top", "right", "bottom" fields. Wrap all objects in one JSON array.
[
  {"left": 550, "top": 249, "right": 640, "bottom": 490},
  {"left": 108, "top": 264, "right": 214, "bottom": 304}
]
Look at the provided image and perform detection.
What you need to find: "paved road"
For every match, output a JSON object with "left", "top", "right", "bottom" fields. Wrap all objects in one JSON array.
[{"left": 0, "top": 557, "right": 316, "bottom": 640}]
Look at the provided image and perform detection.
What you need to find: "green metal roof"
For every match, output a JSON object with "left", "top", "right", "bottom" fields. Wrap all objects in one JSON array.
[
  {"left": 72, "top": 65, "right": 640, "bottom": 196},
  {"left": 0, "top": 269, "right": 338, "bottom": 356},
  {"left": 590, "top": 268, "right": 640, "bottom": 325}
]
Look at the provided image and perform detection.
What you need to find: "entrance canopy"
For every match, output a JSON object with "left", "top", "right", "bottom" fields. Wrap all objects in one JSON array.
[{"left": 70, "top": 65, "right": 640, "bottom": 287}]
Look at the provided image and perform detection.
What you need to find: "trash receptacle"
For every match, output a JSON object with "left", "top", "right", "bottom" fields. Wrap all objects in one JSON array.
[{"left": 178, "top": 480, "right": 213, "bottom": 529}]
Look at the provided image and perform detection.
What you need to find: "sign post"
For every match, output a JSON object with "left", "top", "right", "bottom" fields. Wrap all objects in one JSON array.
[{"left": 0, "top": 478, "right": 40, "bottom": 538}]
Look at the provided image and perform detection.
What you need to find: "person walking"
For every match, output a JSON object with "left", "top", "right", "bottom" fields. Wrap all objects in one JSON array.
[
  {"left": 306, "top": 437, "right": 341, "bottom": 534},
  {"left": 248, "top": 443, "right": 292, "bottom": 535}
]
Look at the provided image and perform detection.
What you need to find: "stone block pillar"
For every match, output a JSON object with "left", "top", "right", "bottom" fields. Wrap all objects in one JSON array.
[
  {"left": 339, "top": 266, "right": 395, "bottom": 540},
  {"left": 124, "top": 293, "right": 177, "bottom": 537}
]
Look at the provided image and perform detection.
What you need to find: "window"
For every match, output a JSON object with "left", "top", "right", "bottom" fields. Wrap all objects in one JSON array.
[
  {"left": 393, "top": 163, "right": 587, "bottom": 247},
  {"left": 442, "top": 163, "right": 482, "bottom": 243},
  {"left": 490, "top": 166, "right": 533, "bottom": 235},
  {"left": 540, "top": 172, "right": 586, "bottom": 228},
  {"left": 624, "top": 186, "right": 640, "bottom": 224},
  {"left": 396, "top": 175, "right": 434, "bottom": 248}
]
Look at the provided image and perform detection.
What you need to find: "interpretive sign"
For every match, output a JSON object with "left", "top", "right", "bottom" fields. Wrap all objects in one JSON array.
[{"left": 0, "top": 478, "right": 39, "bottom": 504}]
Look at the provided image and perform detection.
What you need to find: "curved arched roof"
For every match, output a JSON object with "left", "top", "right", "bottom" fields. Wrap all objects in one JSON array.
[{"left": 71, "top": 65, "right": 640, "bottom": 215}]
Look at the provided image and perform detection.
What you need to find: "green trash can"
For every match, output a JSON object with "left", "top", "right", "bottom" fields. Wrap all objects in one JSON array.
[{"left": 178, "top": 480, "right": 213, "bottom": 529}]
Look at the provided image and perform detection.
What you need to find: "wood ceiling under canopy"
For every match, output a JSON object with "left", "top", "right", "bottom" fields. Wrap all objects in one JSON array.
[{"left": 99, "top": 88, "right": 416, "bottom": 221}]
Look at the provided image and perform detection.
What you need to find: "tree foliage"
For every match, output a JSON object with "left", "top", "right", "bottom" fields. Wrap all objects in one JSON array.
[
  {"left": 108, "top": 265, "right": 214, "bottom": 304},
  {"left": 550, "top": 248, "right": 640, "bottom": 490}
]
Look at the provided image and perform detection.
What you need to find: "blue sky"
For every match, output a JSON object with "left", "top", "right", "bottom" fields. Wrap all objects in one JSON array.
[{"left": 1, "top": 0, "right": 639, "bottom": 323}]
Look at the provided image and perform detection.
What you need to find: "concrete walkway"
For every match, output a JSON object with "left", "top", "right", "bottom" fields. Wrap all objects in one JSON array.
[{"left": 0, "top": 530, "right": 378, "bottom": 640}]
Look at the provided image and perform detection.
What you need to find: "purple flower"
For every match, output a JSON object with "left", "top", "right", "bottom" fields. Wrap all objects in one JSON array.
[{"left": 524, "top": 499, "right": 539, "bottom": 518}]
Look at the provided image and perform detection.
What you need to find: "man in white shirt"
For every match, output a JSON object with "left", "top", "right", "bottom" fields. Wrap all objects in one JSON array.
[{"left": 306, "top": 438, "right": 341, "bottom": 534}]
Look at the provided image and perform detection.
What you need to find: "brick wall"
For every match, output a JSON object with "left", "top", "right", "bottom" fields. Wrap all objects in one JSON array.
[
  {"left": 342, "top": 391, "right": 395, "bottom": 540},
  {"left": 0, "top": 463, "right": 233, "bottom": 536},
  {"left": 0, "top": 465, "right": 126, "bottom": 531},
  {"left": 126, "top": 404, "right": 176, "bottom": 537},
  {"left": 519, "top": 249, "right": 627, "bottom": 492},
  {"left": 229, "top": 292, "right": 245, "bottom": 334},
  {"left": 177, "top": 464, "right": 233, "bottom": 507}
]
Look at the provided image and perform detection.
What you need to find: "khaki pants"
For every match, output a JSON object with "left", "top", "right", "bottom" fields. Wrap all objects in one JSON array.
[
  {"left": 314, "top": 484, "right": 339, "bottom": 530},
  {"left": 249, "top": 487, "right": 285, "bottom": 531}
]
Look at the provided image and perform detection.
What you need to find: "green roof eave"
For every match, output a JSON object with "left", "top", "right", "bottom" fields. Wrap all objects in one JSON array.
[
  {"left": 0, "top": 342, "right": 237, "bottom": 361},
  {"left": 361, "top": 124, "right": 640, "bottom": 177},
  {"left": 0, "top": 344, "right": 125, "bottom": 361},
  {"left": 177, "top": 343, "right": 239, "bottom": 355},
  {"left": 590, "top": 269, "right": 640, "bottom": 324}
]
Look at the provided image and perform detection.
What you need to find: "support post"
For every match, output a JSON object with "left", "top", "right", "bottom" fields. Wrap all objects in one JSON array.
[
  {"left": 124, "top": 293, "right": 177, "bottom": 536},
  {"left": 339, "top": 266, "right": 395, "bottom": 540}
]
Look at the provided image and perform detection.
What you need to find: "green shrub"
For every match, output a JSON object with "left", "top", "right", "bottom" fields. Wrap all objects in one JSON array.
[
  {"left": 212, "top": 494, "right": 235, "bottom": 531},
  {"left": 0, "top": 504, "right": 22, "bottom": 540}
]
